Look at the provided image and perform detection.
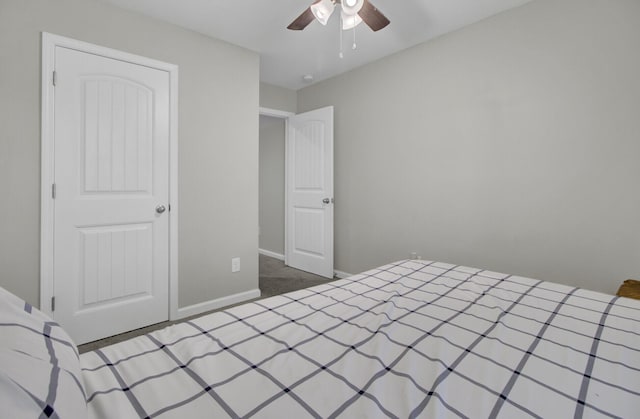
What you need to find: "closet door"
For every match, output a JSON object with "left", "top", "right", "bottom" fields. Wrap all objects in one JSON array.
[{"left": 51, "top": 45, "right": 171, "bottom": 344}]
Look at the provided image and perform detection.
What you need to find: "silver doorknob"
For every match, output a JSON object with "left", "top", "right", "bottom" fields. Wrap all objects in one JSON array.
[
  {"left": 322, "top": 198, "right": 331, "bottom": 204},
  {"left": 156, "top": 205, "right": 166, "bottom": 214}
]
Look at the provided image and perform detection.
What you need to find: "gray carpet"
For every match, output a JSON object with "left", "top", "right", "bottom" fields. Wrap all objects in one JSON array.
[
  {"left": 259, "top": 254, "right": 335, "bottom": 297},
  {"left": 78, "top": 254, "right": 334, "bottom": 353}
]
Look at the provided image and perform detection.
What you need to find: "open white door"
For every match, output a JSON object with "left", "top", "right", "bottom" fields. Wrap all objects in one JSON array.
[
  {"left": 286, "top": 107, "right": 334, "bottom": 278},
  {"left": 41, "top": 35, "right": 178, "bottom": 344}
]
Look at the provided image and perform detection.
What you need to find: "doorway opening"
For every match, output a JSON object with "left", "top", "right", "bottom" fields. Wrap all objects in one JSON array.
[
  {"left": 259, "top": 111, "right": 289, "bottom": 261},
  {"left": 258, "top": 112, "right": 330, "bottom": 292},
  {"left": 259, "top": 106, "right": 335, "bottom": 278}
]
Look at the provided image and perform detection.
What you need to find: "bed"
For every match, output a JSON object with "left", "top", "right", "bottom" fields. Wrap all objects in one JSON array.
[{"left": 2, "top": 259, "right": 639, "bottom": 418}]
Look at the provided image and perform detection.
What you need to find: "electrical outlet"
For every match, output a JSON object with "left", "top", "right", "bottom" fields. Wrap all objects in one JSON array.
[{"left": 232, "top": 257, "right": 240, "bottom": 273}]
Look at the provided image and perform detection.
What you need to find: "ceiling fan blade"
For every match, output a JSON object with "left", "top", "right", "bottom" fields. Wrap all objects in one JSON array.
[
  {"left": 287, "top": 7, "right": 315, "bottom": 30},
  {"left": 287, "top": 1, "right": 321, "bottom": 30},
  {"left": 358, "top": 0, "right": 390, "bottom": 31}
]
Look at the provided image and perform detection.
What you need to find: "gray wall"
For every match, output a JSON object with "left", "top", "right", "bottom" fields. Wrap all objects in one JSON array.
[
  {"left": 0, "top": 0, "right": 260, "bottom": 308},
  {"left": 260, "top": 82, "right": 297, "bottom": 113},
  {"left": 259, "top": 116, "right": 286, "bottom": 255},
  {"left": 297, "top": 0, "right": 640, "bottom": 294}
]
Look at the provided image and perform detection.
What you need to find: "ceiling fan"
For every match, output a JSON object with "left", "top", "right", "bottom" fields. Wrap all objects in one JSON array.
[{"left": 287, "top": 0, "right": 390, "bottom": 32}]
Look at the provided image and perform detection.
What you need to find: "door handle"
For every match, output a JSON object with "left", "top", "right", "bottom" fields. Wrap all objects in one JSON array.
[{"left": 156, "top": 205, "right": 166, "bottom": 214}]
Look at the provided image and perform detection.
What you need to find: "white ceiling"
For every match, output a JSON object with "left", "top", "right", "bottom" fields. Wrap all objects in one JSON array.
[{"left": 101, "top": 0, "right": 533, "bottom": 90}]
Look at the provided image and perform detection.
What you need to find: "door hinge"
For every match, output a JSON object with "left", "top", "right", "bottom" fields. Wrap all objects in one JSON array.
[
  {"left": 51, "top": 183, "right": 56, "bottom": 199},
  {"left": 52, "top": 70, "right": 57, "bottom": 86},
  {"left": 51, "top": 296, "right": 56, "bottom": 312},
  {"left": 168, "top": 204, "right": 171, "bottom": 212}
]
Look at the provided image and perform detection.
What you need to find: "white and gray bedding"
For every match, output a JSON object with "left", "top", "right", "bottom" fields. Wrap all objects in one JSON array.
[
  {"left": 80, "top": 260, "right": 640, "bottom": 418},
  {"left": 2, "top": 259, "right": 640, "bottom": 418},
  {"left": 0, "top": 285, "right": 87, "bottom": 418}
]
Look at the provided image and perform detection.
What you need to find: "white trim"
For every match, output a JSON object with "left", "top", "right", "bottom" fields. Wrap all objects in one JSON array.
[
  {"left": 284, "top": 117, "right": 290, "bottom": 266},
  {"left": 259, "top": 248, "right": 285, "bottom": 261},
  {"left": 40, "top": 32, "right": 179, "bottom": 321},
  {"left": 259, "top": 107, "right": 294, "bottom": 118},
  {"left": 168, "top": 53, "right": 180, "bottom": 322},
  {"left": 40, "top": 33, "right": 56, "bottom": 314},
  {"left": 176, "top": 289, "right": 262, "bottom": 320},
  {"left": 334, "top": 270, "right": 353, "bottom": 279}
]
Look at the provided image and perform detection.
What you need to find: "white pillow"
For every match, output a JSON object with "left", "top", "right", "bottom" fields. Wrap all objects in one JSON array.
[{"left": 0, "top": 286, "right": 87, "bottom": 418}]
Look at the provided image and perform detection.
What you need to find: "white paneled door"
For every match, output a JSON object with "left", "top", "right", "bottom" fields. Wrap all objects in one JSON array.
[
  {"left": 286, "top": 107, "right": 334, "bottom": 278},
  {"left": 51, "top": 45, "right": 171, "bottom": 344}
]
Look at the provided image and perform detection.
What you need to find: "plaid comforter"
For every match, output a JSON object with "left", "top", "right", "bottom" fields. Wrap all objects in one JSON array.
[{"left": 80, "top": 260, "right": 640, "bottom": 418}]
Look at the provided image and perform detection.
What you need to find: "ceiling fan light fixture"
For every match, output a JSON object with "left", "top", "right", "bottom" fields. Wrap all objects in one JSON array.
[
  {"left": 310, "top": 0, "right": 335, "bottom": 26},
  {"left": 287, "top": 0, "right": 389, "bottom": 34},
  {"left": 341, "top": 0, "right": 364, "bottom": 16},
  {"left": 341, "top": 11, "right": 362, "bottom": 30}
]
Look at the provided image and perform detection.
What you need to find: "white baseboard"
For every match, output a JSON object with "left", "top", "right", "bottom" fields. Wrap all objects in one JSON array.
[
  {"left": 259, "top": 248, "right": 285, "bottom": 261},
  {"left": 334, "top": 270, "right": 352, "bottom": 279},
  {"left": 175, "top": 288, "right": 261, "bottom": 320}
]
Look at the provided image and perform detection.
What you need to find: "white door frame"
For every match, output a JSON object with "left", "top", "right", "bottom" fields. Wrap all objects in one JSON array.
[
  {"left": 40, "top": 32, "right": 180, "bottom": 321},
  {"left": 259, "top": 107, "right": 295, "bottom": 265}
]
